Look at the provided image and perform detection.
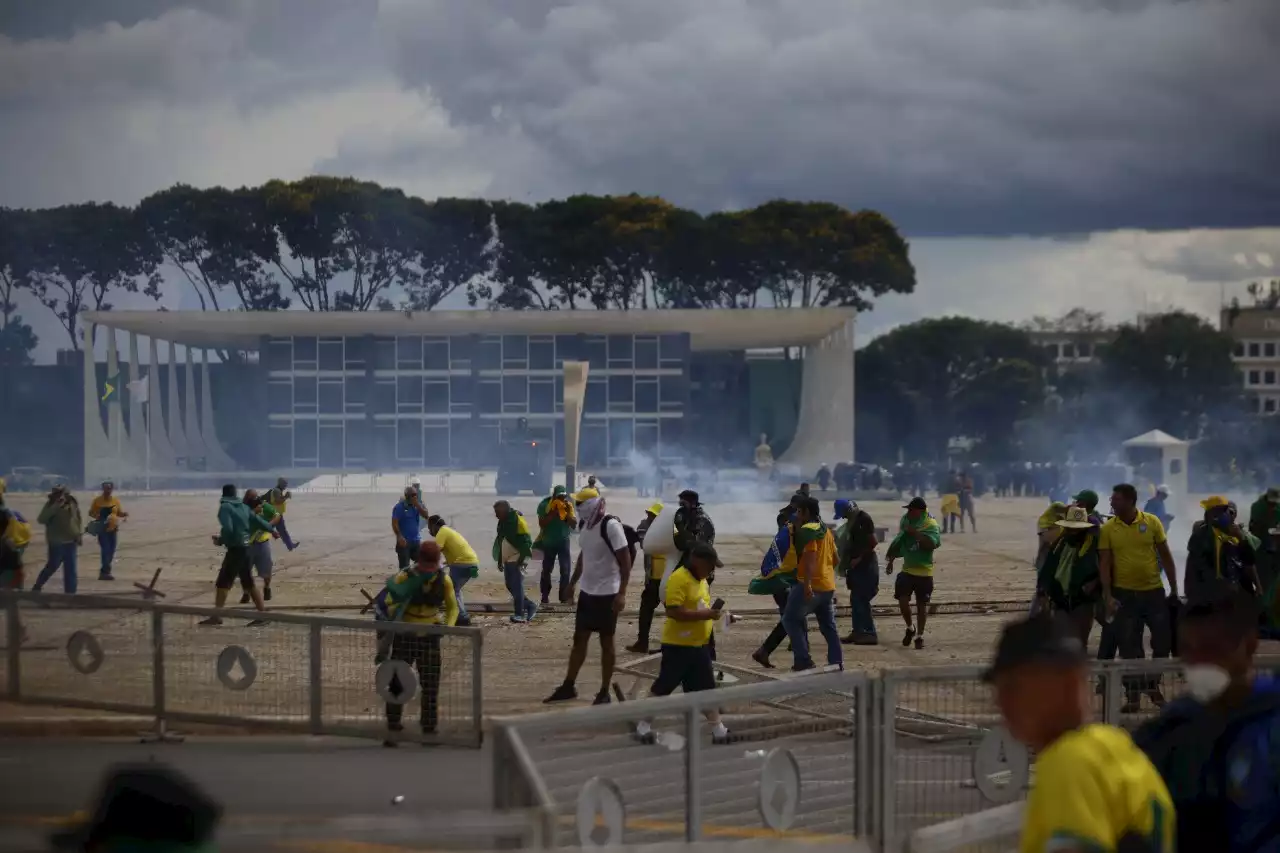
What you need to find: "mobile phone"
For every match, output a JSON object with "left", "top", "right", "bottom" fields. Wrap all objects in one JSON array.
[{"left": 711, "top": 598, "right": 725, "bottom": 611}]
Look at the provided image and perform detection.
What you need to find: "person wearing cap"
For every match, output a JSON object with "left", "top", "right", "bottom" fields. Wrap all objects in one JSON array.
[
  {"left": 427, "top": 515, "right": 479, "bottom": 627},
  {"left": 1034, "top": 501, "right": 1068, "bottom": 572},
  {"left": 535, "top": 485, "right": 577, "bottom": 606},
  {"left": 1034, "top": 506, "right": 1102, "bottom": 645},
  {"left": 88, "top": 481, "right": 127, "bottom": 581},
  {"left": 546, "top": 493, "right": 633, "bottom": 705},
  {"left": 835, "top": 498, "right": 880, "bottom": 645},
  {"left": 1100, "top": 482, "right": 1179, "bottom": 712},
  {"left": 781, "top": 497, "right": 843, "bottom": 672},
  {"left": 634, "top": 541, "right": 730, "bottom": 746},
  {"left": 32, "top": 484, "right": 83, "bottom": 594},
  {"left": 1071, "top": 489, "right": 1104, "bottom": 526},
  {"left": 986, "top": 614, "right": 1173, "bottom": 853},
  {"left": 201, "top": 484, "right": 272, "bottom": 627},
  {"left": 885, "top": 496, "right": 942, "bottom": 649},
  {"left": 627, "top": 501, "right": 667, "bottom": 654},
  {"left": 1184, "top": 496, "right": 1259, "bottom": 604},
  {"left": 51, "top": 762, "right": 222, "bottom": 853},
  {"left": 493, "top": 500, "right": 536, "bottom": 624},
  {"left": 1134, "top": 582, "right": 1280, "bottom": 852}
]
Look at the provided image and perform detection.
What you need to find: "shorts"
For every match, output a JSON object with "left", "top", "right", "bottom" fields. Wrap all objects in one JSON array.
[
  {"left": 894, "top": 572, "right": 934, "bottom": 603},
  {"left": 215, "top": 547, "right": 254, "bottom": 590},
  {"left": 575, "top": 591, "right": 618, "bottom": 636},
  {"left": 651, "top": 644, "right": 716, "bottom": 696},
  {"left": 249, "top": 540, "right": 273, "bottom": 578}
]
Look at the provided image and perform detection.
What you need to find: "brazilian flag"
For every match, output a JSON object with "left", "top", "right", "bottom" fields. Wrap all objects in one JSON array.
[{"left": 101, "top": 372, "right": 120, "bottom": 402}]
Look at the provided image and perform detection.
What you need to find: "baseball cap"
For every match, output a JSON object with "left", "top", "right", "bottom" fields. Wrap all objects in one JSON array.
[
  {"left": 688, "top": 541, "right": 724, "bottom": 568},
  {"left": 1200, "top": 495, "right": 1230, "bottom": 511},
  {"left": 1267, "top": 488, "right": 1280, "bottom": 503},
  {"left": 903, "top": 497, "right": 927, "bottom": 511},
  {"left": 573, "top": 487, "right": 599, "bottom": 503},
  {"left": 982, "top": 615, "right": 1086, "bottom": 683},
  {"left": 678, "top": 489, "right": 700, "bottom": 504},
  {"left": 1071, "top": 489, "right": 1099, "bottom": 509},
  {"left": 833, "top": 499, "right": 851, "bottom": 518}
]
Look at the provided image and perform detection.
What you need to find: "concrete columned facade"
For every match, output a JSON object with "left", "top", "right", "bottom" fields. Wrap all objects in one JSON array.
[{"left": 82, "top": 308, "right": 856, "bottom": 483}]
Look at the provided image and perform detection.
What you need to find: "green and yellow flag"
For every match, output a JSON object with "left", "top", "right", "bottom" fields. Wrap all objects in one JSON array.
[{"left": 101, "top": 372, "right": 120, "bottom": 402}]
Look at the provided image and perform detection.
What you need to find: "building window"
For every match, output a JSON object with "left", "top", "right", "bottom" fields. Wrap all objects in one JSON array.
[
  {"left": 502, "top": 375, "right": 528, "bottom": 409},
  {"left": 635, "top": 378, "right": 659, "bottom": 413},
  {"left": 268, "top": 380, "right": 292, "bottom": 415},
  {"left": 266, "top": 338, "right": 292, "bottom": 372},
  {"left": 476, "top": 336, "right": 501, "bottom": 370},
  {"left": 1249, "top": 342, "right": 1261, "bottom": 358},
  {"left": 396, "top": 420, "right": 422, "bottom": 462},
  {"left": 1267, "top": 343, "right": 1277, "bottom": 358},
  {"left": 635, "top": 337, "right": 659, "bottom": 370},
  {"left": 584, "top": 336, "right": 607, "bottom": 370},
  {"left": 530, "top": 337, "right": 555, "bottom": 370},
  {"left": 396, "top": 336, "right": 422, "bottom": 370},
  {"left": 530, "top": 380, "right": 555, "bottom": 413},
  {"left": 1062, "top": 343, "right": 1076, "bottom": 359},
  {"left": 1266, "top": 398, "right": 1278, "bottom": 414},
  {"left": 424, "top": 381, "right": 450, "bottom": 414},
  {"left": 502, "top": 334, "right": 528, "bottom": 369},
  {"left": 344, "top": 336, "right": 368, "bottom": 371},
  {"left": 609, "top": 419, "right": 634, "bottom": 460},
  {"left": 269, "top": 425, "right": 292, "bottom": 463},
  {"left": 1249, "top": 370, "right": 1261, "bottom": 386},
  {"left": 448, "top": 335, "right": 473, "bottom": 370},
  {"left": 373, "top": 337, "right": 396, "bottom": 370},
  {"left": 293, "top": 337, "right": 318, "bottom": 367},
  {"left": 478, "top": 381, "right": 501, "bottom": 414},
  {"left": 318, "top": 381, "right": 343, "bottom": 414},
  {"left": 608, "top": 375, "right": 634, "bottom": 405},
  {"left": 294, "top": 419, "right": 318, "bottom": 462},
  {"left": 319, "top": 425, "right": 344, "bottom": 467},
  {"left": 585, "top": 378, "right": 607, "bottom": 412},
  {"left": 608, "top": 335, "right": 634, "bottom": 368},
  {"left": 423, "top": 338, "right": 449, "bottom": 370},
  {"left": 397, "top": 376, "right": 423, "bottom": 411},
  {"left": 294, "top": 375, "right": 318, "bottom": 407},
  {"left": 344, "top": 377, "right": 366, "bottom": 411},
  {"left": 318, "top": 338, "right": 343, "bottom": 372},
  {"left": 424, "top": 425, "right": 450, "bottom": 464},
  {"left": 1235, "top": 342, "right": 1246, "bottom": 358},
  {"left": 555, "top": 335, "right": 580, "bottom": 364},
  {"left": 372, "top": 381, "right": 395, "bottom": 414}
]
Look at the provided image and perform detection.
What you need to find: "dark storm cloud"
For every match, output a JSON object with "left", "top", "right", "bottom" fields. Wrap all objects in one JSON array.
[{"left": 376, "top": 0, "right": 1280, "bottom": 235}]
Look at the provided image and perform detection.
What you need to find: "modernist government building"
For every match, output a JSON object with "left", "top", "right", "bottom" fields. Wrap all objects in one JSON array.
[{"left": 78, "top": 309, "right": 855, "bottom": 485}]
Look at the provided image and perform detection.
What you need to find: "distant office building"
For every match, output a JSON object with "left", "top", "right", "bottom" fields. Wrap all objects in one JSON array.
[{"left": 1223, "top": 305, "right": 1280, "bottom": 416}]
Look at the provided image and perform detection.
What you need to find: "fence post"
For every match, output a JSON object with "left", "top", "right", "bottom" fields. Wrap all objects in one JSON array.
[
  {"left": 309, "top": 622, "right": 323, "bottom": 735},
  {"left": 855, "top": 675, "right": 870, "bottom": 838},
  {"left": 471, "top": 629, "right": 484, "bottom": 746},
  {"left": 6, "top": 595, "right": 20, "bottom": 699},
  {"left": 881, "top": 676, "right": 899, "bottom": 853},
  {"left": 141, "top": 607, "right": 182, "bottom": 743},
  {"left": 684, "top": 705, "right": 702, "bottom": 842}
]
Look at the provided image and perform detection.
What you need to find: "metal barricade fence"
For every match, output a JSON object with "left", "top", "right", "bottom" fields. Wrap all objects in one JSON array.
[
  {"left": 492, "top": 671, "right": 869, "bottom": 848},
  {"left": 0, "top": 591, "right": 483, "bottom": 746}
]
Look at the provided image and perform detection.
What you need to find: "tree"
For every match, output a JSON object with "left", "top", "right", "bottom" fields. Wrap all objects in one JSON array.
[
  {"left": 484, "top": 201, "right": 551, "bottom": 309},
  {"left": 0, "top": 320, "right": 37, "bottom": 367},
  {"left": 1024, "top": 307, "right": 1107, "bottom": 334},
  {"left": 1099, "top": 311, "right": 1244, "bottom": 439},
  {"left": 734, "top": 201, "right": 916, "bottom": 310},
  {"left": 261, "top": 177, "right": 425, "bottom": 311},
  {"left": 652, "top": 211, "right": 763, "bottom": 309},
  {"left": 26, "top": 203, "right": 163, "bottom": 350},
  {"left": 401, "top": 197, "right": 494, "bottom": 311},
  {"left": 138, "top": 184, "right": 288, "bottom": 313},
  {"left": 856, "top": 317, "right": 1047, "bottom": 458}
]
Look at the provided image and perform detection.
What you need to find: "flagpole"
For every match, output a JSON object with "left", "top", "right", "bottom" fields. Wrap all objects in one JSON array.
[{"left": 144, "top": 400, "right": 151, "bottom": 492}]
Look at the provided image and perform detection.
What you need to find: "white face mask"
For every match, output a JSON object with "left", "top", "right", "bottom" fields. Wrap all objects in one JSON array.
[{"left": 1183, "top": 664, "right": 1232, "bottom": 703}]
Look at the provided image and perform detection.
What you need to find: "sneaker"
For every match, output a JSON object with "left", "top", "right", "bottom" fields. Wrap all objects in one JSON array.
[
  {"left": 509, "top": 615, "right": 527, "bottom": 624},
  {"left": 198, "top": 616, "right": 223, "bottom": 626},
  {"left": 853, "top": 634, "right": 879, "bottom": 646},
  {"left": 544, "top": 683, "right": 577, "bottom": 703},
  {"left": 841, "top": 633, "right": 857, "bottom": 645},
  {"left": 526, "top": 601, "right": 539, "bottom": 622},
  {"left": 751, "top": 649, "right": 775, "bottom": 669},
  {"left": 264, "top": 587, "right": 273, "bottom": 602},
  {"left": 541, "top": 596, "right": 550, "bottom": 606},
  {"left": 902, "top": 627, "right": 916, "bottom": 647},
  {"left": 239, "top": 592, "right": 251, "bottom": 605},
  {"left": 791, "top": 660, "right": 817, "bottom": 673},
  {"left": 626, "top": 642, "right": 649, "bottom": 654},
  {"left": 592, "top": 691, "right": 611, "bottom": 706},
  {"left": 99, "top": 573, "right": 115, "bottom": 581},
  {"left": 914, "top": 635, "right": 925, "bottom": 650}
]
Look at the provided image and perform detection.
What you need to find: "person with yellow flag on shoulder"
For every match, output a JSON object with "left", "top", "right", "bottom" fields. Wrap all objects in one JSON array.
[
  {"left": 1184, "top": 495, "right": 1261, "bottom": 604},
  {"left": 781, "top": 497, "right": 843, "bottom": 672},
  {"left": 535, "top": 485, "right": 576, "bottom": 606}
]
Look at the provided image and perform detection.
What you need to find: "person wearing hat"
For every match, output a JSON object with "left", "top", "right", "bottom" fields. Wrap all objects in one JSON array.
[
  {"left": 985, "top": 614, "right": 1173, "bottom": 853},
  {"left": 1071, "top": 489, "right": 1104, "bottom": 525},
  {"left": 1034, "top": 506, "right": 1103, "bottom": 645},
  {"left": 32, "top": 484, "right": 83, "bottom": 594},
  {"left": 885, "top": 497, "right": 942, "bottom": 650},
  {"left": 53, "top": 763, "right": 221, "bottom": 853},
  {"left": 1134, "top": 582, "right": 1280, "bottom": 852},
  {"left": 535, "top": 485, "right": 577, "bottom": 606},
  {"left": 87, "top": 481, "right": 127, "bottom": 581},
  {"left": 834, "top": 499, "right": 880, "bottom": 645},
  {"left": 1184, "top": 496, "right": 1260, "bottom": 604},
  {"left": 627, "top": 501, "right": 666, "bottom": 654},
  {"left": 634, "top": 541, "right": 730, "bottom": 745},
  {"left": 781, "top": 497, "right": 843, "bottom": 671}
]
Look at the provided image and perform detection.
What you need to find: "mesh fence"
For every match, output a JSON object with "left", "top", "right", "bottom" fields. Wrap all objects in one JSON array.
[{"left": 510, "top": 672, "right": 863, "bottom": 847}]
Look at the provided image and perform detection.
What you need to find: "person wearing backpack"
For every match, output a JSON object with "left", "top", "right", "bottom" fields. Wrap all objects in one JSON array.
[
  {"left": 544, "top": 494, "right": 633, "bottom": 706},
  {"left": 1134, "top": 582, "right": 1280, "bottom": 853}
]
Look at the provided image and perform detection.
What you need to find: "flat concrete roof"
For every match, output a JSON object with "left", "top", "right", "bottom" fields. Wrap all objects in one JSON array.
[{"left": 85, "top": 308, "right": 855, "bottom": 351}]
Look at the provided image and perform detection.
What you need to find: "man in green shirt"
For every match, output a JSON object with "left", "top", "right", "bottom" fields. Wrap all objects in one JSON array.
[
  {"left": 535, "top": 485, "right": 575, "bottom": 605},
  {"left": 885, "top": 497, "right": 942, "bottom": 649},
  {"left": 32, "top": 485, "right": 83, "bottom": 594},
  {"left": 202, "top": 484, "right": 274, "bottom": 626}
]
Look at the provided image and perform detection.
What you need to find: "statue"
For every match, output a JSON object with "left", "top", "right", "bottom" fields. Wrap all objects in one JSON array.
[{"left": 754, "top": 433, "right": 775, "bottom": 481}]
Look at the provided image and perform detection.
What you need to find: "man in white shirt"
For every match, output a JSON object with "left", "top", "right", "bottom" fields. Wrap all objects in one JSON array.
[{"left": 544, "top": 494, "right": 632, "bottom": 706}]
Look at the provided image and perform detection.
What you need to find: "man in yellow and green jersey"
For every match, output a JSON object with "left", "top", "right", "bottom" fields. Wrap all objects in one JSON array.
[
  {"left": 986, "top": 614, "right": 1175, "bottom": 853},
  {"left": 886, "top": 496, "right": 942, "bottom": 649},
  {"left": 780, "top": 497, "right": 843, "bottom": 672},
  {"left": 1099, "top": 482, "right": 1179, "bottom": 710},
  {"left": 535, "top": 485, "right": 576, "bottom": 605}
]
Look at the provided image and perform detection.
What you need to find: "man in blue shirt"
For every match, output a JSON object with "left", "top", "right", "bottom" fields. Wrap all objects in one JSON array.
[
  {"left": 392, "top": 487, "right": 428, "bottom": 570},
  {"left": 1135, "top": 582, "right": 1280, "bottom": 852}
]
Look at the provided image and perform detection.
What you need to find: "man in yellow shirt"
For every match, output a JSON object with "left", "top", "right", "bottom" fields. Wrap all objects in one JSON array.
[
  {"left": 635, "top": 542, "right": 729, "bottom": 745},
  {"left": 427, "top": 515, "right": 480, "bottom": 627},
  {"left": 781, "top": 497, "right": 843, "bottom": 672},
  {"left": 381, "top": 540, "right": 458, "bottom": 745},
  {"left": 985, "top": 614, "right": 1175, "bottom": 853},
  {"left": 88, "top": 481, "right": 128, "bottom": 581},
  {"left": 1099, "top": 483, "right": 1179, "bottom": 711}
]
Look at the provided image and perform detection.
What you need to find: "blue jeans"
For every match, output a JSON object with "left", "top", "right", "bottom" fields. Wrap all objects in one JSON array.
[
  {"left": 849, "top": 596, "right": 877, "bottom": 638},
  {"left": 504, "top": 562, "right": 535, "bottom": 620},
  {"left": 782, "top": 585, "right": 843, "bottom": 669},
  {"left": 98, "top": 531, "right": 117, "bottom": 575},
  {"left": 450, "top": 564, "right": 476, "bottom": 621},
  {"left": 35, "top": 542, "right": 78, "bottom": 594},
  {"left": 276, "top": 516, "right": 297, "bottom": 551}
]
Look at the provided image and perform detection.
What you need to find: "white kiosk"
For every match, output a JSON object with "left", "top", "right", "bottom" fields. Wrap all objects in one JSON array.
[{"left": 1121, "top": 430, "right": 1190, "bottom": 503}]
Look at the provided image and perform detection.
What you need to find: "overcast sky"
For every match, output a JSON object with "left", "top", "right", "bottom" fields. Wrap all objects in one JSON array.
[{"left": 1, "top": 0, "right": 1278, "bottom": 357}]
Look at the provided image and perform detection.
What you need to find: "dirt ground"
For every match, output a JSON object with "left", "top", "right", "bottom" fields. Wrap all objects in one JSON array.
[{"left": 1, "top": 489, "right": 1245, "bottom": 722}]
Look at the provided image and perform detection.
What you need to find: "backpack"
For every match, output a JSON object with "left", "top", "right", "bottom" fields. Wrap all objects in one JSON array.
[
  {"left": 600, "top": 515, "right": 641, "bottom": 564},
  {"left": 2, "top": 510, "right": 32, "bottom": 553}
]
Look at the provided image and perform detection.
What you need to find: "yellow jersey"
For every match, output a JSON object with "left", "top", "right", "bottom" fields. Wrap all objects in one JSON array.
[
  {"left": 433, "top": 525, "right": 479, "bottom": 566},
  {"left": 385, "top": 571, "right": 459, "bottom": 626},
  {"left": 1098, "top": 512, "right": 1167, "bottom": 592},
  {"left": 796, "top": 522, "right": 838, "bottom": 593},
  {"left": 89, "top": 495, "right": 124, "bottom": 532},
  {"left": 1022, "top": 724, "right": 1174, "bottom": 853},
  {"left": 660, "top": 567, "right": 712, "bottom": 647}
]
